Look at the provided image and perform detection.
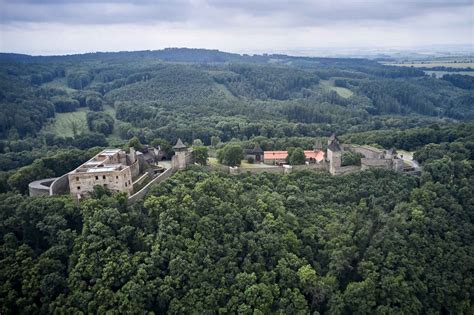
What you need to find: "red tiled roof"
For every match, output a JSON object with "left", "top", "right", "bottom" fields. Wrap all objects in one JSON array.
[
  {"left": 263, "top": 150, "right": 325, "bottom": 162},
  {"left": 304, "top": 150, "right": 325, "bottom": 162},
  {"left": 263, "top": 151, "right": 288, "bottom": 160}
]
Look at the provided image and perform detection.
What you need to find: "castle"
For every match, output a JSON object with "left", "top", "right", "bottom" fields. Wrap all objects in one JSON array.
[
  {"left": 326, "top": 134, "right": 405, "bottom": 175},
  {"left": 29, "top": 136, "right": 415, "bottom": 201},
  {"left": 29, "top": 139, "right": 194, "bottom": 200},
  {"left": 68, "top": 148, "right": 138, "bottom": 199}
]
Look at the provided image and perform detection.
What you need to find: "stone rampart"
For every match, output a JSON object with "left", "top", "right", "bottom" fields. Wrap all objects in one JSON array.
[
  {"left": 361, "top": 158, "right": 392, "bottom": 170},
  {"left": 29, "top": 178, "right": 57, "bottom": 197},
  {"left": 332, "top": 165, "right": 360, "bottom": 175},
  {"left": 128, "top": 168, "right": 175, "bottom": 204},
  {"left": 352, "top": 146, "right": 384, "bottom": 159},
  {"left": 49, "top": 174, "right": 69, "bottom": 195}
]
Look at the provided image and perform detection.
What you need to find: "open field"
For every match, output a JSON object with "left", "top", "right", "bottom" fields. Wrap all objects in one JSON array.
[
  {"left": 319, "top": 79, "right": 353, "bottom": 98},
  {"left": 41, "top": 107, "right": 88, "bottom": 137},
  {"left": 382, "top": 61, "right": 474, "bottom": 69},
  {"left": 41, "top": 105, "right": 118, "bottom": 139}
]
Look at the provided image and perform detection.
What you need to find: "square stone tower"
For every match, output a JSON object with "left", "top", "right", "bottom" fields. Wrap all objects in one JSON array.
[
  {"left": 327, "top": 137, "right": 342, "bottom": 175},
  {"left": 172, "top": 138, "right": 188, "bottom": 170}
]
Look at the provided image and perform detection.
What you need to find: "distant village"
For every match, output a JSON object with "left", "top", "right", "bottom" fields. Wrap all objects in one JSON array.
[{"left": 29, "top": 134, "right": 419, "bottom": 202}]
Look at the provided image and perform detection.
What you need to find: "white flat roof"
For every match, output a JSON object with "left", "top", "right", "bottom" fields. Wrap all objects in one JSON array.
[
  {"left": 86, "top": 167, "right": 119, "bottom": 173},
  {"left": 70, "top": 148, "right": 128, "bottom": 174}
]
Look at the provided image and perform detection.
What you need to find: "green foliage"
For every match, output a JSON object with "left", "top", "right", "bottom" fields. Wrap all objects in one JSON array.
[
  {"left": 442, "top": 73, "right": 474, "bottom": 89},
  {"left": 51, "top": 97, "right": 80, "bottom": 113},
  {"left": 85, "top": 95, "right": 103, "bottom": 111},
  {"left": 288, "top": 147, "right": 306, "bottom": 165},
  {"left": 0, "top": 133, "right": 473, "bottom": 313},
  {"left": 211, "top": 136, "right": 221, "bottom": 147},
  {"left": 7, "top": 160, "right": 54, "bottom": 193},
  {"left": 86, "top": 111, "right": 114, "bottom": 135},
  {"left": 66, "top": 71, "right": 92, "bottom": 89},
  {"left": 217, "top": 143, "right": 244, "bottom": 166},
  {"left": 150, "top": 138, "right": 173, "bottom": 158},
  {"left": 1, "top": 50, "right": 471, "bottom": 145},
  {"left": 342, "top": 123, "right": 474, "bottom": 151},
  {"left": 341, "top": 151, "right": 364, "bottom": 166},
  {"left": 126, "top": 136, "right": 144, "bottom": 151},
  {"left": 0, "top": 48, "right": 473, "bottom": 313},
  {"left": 192, "top": 146, "right": 208, "bottom": 165},
  {"left": 72, "top": 132, "right": 108, "bottom": 150}
]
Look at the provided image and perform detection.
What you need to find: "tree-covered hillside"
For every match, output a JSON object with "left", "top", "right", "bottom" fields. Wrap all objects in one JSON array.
[
  {"left": 1, "top": 148, "right": 472, "bottom": 313},
  {"left": 0, "top": 48, "right": 473, "bottom": 313},
  {"left": 1, "top": 48, "right": 473, "bottom": 144}
]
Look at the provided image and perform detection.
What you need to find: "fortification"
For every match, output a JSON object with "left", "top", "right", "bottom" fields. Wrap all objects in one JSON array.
[
  {"left": 171, "top": 138, "right": 193, "bottom": 170},
  {"left": 325, "top": 134, "right": 415, "bottom": 175},
  {"left": 68, "top": 149, "right": 136, "bottom": 199},
  {"left": 327, "top": 136, "right": 342, "bottom": 175}
]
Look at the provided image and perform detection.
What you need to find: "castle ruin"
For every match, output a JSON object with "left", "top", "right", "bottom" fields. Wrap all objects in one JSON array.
[{"left": 326, "top": 134, "right": 406, "bottom": 175}]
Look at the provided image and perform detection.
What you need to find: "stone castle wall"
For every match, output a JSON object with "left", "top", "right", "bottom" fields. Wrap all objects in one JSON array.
[
  {"left": 332, "top": 165, "right": 360, "bottom": 175},
  {"left": 49, "top": 174, "right": 69, "bottom": 195},
  {"left": 352, "top": 146, "right": 383, "bottom": 159},
  {"left": 361, "top": 158, "right": 392, "bottom": 170},
  {"left": 130, "top": 160, "right": 140, "bottom": 179},
  {"left": 128, "top": 167, "right": 175, "bottom": 204},
  {"left": 28, "top": 178, "right": 57, "bottom": 197},
  {"left": 68, "top": 167, "right": 133, "bottom": 199}
]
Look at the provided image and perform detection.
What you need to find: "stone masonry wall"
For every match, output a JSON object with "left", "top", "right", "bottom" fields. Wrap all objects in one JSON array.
[{"left": 128, "top": 167, "right": 175, "bottom": 204}]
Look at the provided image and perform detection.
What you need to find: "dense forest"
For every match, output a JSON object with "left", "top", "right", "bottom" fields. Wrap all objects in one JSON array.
[
  {"left": 1, "top": 149, "right": 472, "bottom": 313},
  {"left": 0, "top": 48, "right": 473, "bottom": 313}
]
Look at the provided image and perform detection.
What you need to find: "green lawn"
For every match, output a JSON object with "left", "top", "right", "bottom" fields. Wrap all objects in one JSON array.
[
  {"left": 319, "top": 80, "right": 353, "bottom": 98},
  {"left": 41, "top": 105, "right": 119, "bottom": 140},
  {"left": 42, "top": 108, "right": 89, "bottom": 137},
  {"left": 208, "top": 157, "right": 277, "bottom": 169}
]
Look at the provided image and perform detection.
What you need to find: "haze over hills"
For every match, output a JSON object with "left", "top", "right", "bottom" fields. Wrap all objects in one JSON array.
[{"left": 2, "top": 44, "right": 473, "bottom": 61}]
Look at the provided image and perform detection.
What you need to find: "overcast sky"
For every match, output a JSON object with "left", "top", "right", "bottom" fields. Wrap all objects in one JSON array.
[{"left": 0, "top": 0, "right": 473, "bottom": 55}]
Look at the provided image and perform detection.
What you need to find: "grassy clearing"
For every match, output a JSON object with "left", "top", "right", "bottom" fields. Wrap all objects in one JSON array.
[
  {"left": 319, "top": 80, "right": 353, "bottom": 98},
  {"left": 42, "top": 108, "right": 89, "bottom": 137},
  {"left": 41, "top": 105, "right": 119, "bottom": 140},
  {"left": 41, "top": 77, "right": 77, "bottom": 92}
]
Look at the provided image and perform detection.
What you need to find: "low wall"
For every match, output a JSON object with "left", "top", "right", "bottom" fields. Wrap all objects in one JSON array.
[
  {"left": 49, "top": 174, "right": 69, "bottom": 196},
  {"left": 207, "top": 163, "right": 328, "bottom": 175},
  {"left": 29, "top": 178, "right": 57, "bottom": 197},
  {"left": 206, "top": 164, "right": 229, "bottom": 173},
  {"left": 333, "top": 165, "right": 360, "bottom": 175},
  {"left": 128, "top": 167, "right": 175, "bottom": 204},
  {"left": 239, "top": 167, "right": 284, "bottom": 175},
  {"left": 293, "top": 163, "right": 328, "bottom": 172},
  {"left": 132, "top": 172, "right": 150, "bottom": 189},
  {"left": 361, "top": 158, "right": 392, "bottom": 170},
  {"left": 353, "top": 146, "right": 383, "bottom": 159}
]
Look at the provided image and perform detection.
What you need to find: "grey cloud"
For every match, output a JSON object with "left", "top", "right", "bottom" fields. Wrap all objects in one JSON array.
[
  {"left": 0, "top": 0, "right": 472, "bottom": 26},
  {"left": 0, "top": 1, "right": 193, "bottom": 24}
]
